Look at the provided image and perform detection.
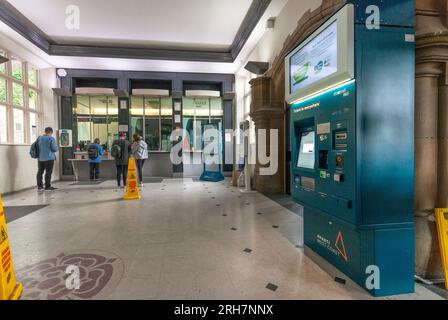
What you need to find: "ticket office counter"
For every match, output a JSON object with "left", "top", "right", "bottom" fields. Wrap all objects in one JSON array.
[{"left": 69, "top": 151, "right": 173, "bottom": 181}]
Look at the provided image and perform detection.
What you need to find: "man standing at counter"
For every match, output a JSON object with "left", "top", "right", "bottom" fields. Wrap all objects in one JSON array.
[
  {"left": 111, "top": 133, "right": 131, "bottom": 189},
  {"left": 87, "top": 138, "right": 104, "bottom": 181},
  {"left": 35, "top": 127, "right": 59, "bottom": 192}
]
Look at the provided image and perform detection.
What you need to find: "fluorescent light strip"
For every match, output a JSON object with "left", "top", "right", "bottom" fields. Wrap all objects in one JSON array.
[{"left": 291, "top": 79, "right": 356, "bottom": 106}]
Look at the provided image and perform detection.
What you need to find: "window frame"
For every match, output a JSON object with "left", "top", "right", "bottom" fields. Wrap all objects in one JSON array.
[
  {"left": 130, "top": 95, "right": 173, "bottom": 152},
  {"left": 0, "top": 48, "right": 42, "bottom": 146}
]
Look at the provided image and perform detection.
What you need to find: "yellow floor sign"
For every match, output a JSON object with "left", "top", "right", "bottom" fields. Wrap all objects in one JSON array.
[
  {"left": 435, "top": 208, "right": 448, "bottom": 290},
  {"left": 124, "top": 157, "right": 141, "bottom": 200},
  {"left": 0, "top": 194, "right": 22, "bottom": 300}
]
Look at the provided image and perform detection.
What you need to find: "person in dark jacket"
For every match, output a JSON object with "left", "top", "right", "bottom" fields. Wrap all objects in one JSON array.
[
  {"left": 87, "top": 138, "right": 104, "bottom": 181},
  {"left": 111, "top": 133, "right": 131, "bottom": 188}
]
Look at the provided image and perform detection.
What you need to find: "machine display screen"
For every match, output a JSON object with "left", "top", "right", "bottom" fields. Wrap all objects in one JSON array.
[
  {"left": 290, "top": 21, "right": 338, "bottom": 94},
  {"left": 297, "top": 131, "right": 315, "bottom": 169}
]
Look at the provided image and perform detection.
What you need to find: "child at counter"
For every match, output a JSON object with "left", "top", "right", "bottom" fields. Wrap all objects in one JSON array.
[{"left": 87, "top": 138, "right": 104, "bottom": 181}]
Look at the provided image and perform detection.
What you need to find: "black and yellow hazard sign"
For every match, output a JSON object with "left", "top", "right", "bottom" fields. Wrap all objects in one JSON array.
[
  {"left": 436, "top": 208, "right": 448, "bottom": 290},
  {"left": 0, "top": 194, "right": 22, "bottom": 300},
  {"left": 124, "top": 157, "right": 141, "bottom": 200}
]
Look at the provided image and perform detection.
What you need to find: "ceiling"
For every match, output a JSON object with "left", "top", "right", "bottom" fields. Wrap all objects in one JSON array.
[
  {"left": 0, "top": 0, "right": 289, "bottom": 73},
  {"left": 7, "top": 0, "right": 253, "bottom": 51}
]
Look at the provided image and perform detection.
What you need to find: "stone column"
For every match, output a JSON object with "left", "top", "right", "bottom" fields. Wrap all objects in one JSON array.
[
  {"left": 415, "top": 62, "right": 444, "bottom": 278},
  {"left": 249, "top": 76, "right": 285, "bottom": 193},
  {"left": 438, "top": 64, "right": 448, "bottom": 207}
]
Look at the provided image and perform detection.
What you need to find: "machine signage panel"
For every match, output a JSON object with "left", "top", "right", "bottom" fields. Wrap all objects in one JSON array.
[{"left": 290, "top": 22, "right": 338, "bottom": 94}]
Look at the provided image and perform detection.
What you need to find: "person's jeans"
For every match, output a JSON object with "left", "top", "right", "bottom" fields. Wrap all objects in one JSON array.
[
  {"left": 136, "top": 159, "right": 145, "bottom": 184},
  {"left": 90, "top": 163, "right": 100, "bottom": 180},
  {"left": 37, "top": 160, "right": 54, "bottom": 188},
  {"left": 116, "top": 165, "right": 128, "bottom": 187}
]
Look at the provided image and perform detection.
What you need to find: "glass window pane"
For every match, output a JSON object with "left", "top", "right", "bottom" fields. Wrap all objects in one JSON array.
[
  {"left": 91, "top": 96, "right": 108, "bottom": 115},
  {"left": 29, "top": 89, "right": 37, "bottom": 109},
  {"left": 145, "top": 97, "right": 160, "bottom": 116},
  {"left": 77, "top": 117, "right": 91, "bottom": 151},
  {"left": 92, "top": 116, "right": 108, "bottom": 147},
  {"left": 0, "top": 105, "right": 7, "bottom": 143},
  {"left": 130, "top": 96, "right": 144, "bottom": 115},
  {"left": 108, "top": 96, "right": 118, "bottom": 115},
  {"left": 161, "top": 97, "right": 173, "bottom": 116},
  {"left": 0, "top": 77, "right": 6, "bottom": 103},
  {"left": 211, "top": 97, "right": 223, "bottom": 117},
  {"left": 13, "top": 108, "right": 24, "bottom": 144},
  {"left": 12, "top": 82, "right": 24, "bottom": 106},
  {"left": 161, "top": 118, "right": 172, "bottom": 151},
  {"left": 28, "top": 66, "right": 38, "bottom": 87},
  {"left": 182, "top": 98, "right": 195, "bottom": 151},
  {"left": 107, "top": 116, "right": 119, "bottom": 150},
  {"left": 0, "top": 50, "right": 5, "bottom": 74},
  {"left": 130, "top": 117, "right": 144, "bottom": 139},
  {"left": 29, "top": 112, "right": 38, "bottom": 142},
  {"left": 76, "top": 95, "right": 90, "bottom": 114},
  {"left": 145, "top": 118, "right": 160, "bottom": 150},
  {"left": 194, "top": 98, "right": 210, "bottom": 117},
  {"left": 11, "top": 58, "right": 23, "bottom": 81}
]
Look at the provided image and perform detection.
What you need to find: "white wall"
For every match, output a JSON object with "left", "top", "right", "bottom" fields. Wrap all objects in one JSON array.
[
  {"left": 0, "top": 30, "right": 59, "bottom": 194},
  {"left": 234, "top": 0, "right": 322, "bottom": 174}
]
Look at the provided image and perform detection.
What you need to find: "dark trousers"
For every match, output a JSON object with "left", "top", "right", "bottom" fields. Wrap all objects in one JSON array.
[
  {"left": 116, "top": 165, "right": 128, "bottom": 187},
  {"left": 89, "top": 163, "right": 100, "bottom": 180},
  {"left": 37, "top": 160, "right": 54, "bottom": 188},
  {"left": 136, "top": 159, "right": 146, "bottom": 184}
]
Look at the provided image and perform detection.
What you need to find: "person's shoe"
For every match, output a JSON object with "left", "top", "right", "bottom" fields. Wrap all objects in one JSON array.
[
  {"left": 37, "top": 187, "right": 44, "bottom": 192},
  {"left": 44, "top": 186, "right": 58, "bottom": 191},
  {"left": 120, "top": 186, "right": 125, "bottom": 189},
  {"left": 139, "top": 183, "right": 144, "bottom": 188}
]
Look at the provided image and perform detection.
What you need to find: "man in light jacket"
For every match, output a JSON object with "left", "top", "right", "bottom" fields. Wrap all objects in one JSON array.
[
  {"left": 37, "top": 127, "right": 59, "bottom": 191},
  {"left": 131, "top": 134, "right": 149, "bottom": 187}
]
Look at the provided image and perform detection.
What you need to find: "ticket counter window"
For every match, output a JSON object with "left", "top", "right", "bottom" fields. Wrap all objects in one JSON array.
[
  {"left": 74, "top": 95, "right": 119, "bottom": 151},
  {"left": 182, "top": 97, "right": 223, "bottom": 151},
  {"left": 130, "top": 96, "right": 173, "bottom": 151}
]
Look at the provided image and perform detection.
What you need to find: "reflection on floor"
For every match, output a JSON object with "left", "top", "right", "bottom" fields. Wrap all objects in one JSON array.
[{"left": 3, "top": 178, "right": 444, "bottom": 300}]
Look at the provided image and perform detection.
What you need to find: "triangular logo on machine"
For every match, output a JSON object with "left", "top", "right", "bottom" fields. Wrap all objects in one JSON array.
[{"left": 335, "top": 231, "right": 348, "bottom": 262}]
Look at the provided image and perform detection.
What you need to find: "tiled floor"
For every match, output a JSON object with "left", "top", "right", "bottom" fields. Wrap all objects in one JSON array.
[{"left": 2, "top": 178, "right": 444, "bottom": 300}]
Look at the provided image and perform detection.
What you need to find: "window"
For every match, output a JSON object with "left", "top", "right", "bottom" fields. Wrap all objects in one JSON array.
[
  {"left": 11, "top": 58, "right": 23, "bottom": 81},
  {"left": 12, "top": 82, "right": 24, "bottom": 106},
  {"left": 74, "top": 95, "right": 119, "bottom": 151},
  {"left": 0, "top": 106, "right": 7, "bottom": 143},
  {"left": 130, "top": 96, "right": 173, "bottom": 151},
  {"left": 182, "top": 97, "right": 223, "bottom": 151},
  {"left": 0, "top": 77, "right": 6, "bottom": 103},
  {"left": 13, "top": 108, "right": 24, "bottom": 144},
  {"left": 0, "top": 48, "right": 41, "bottom": 144}
]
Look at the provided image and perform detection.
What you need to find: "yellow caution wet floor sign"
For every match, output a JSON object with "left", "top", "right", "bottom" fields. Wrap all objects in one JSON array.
[
  {"left": 0, "top": 195, "right": 22, "bottom": 300},
  {"left": 435, "top": 208, "right": 448, "bottom": 290},
  {"left": 124, "top": 157, "right": 141, "bottom": 200}
]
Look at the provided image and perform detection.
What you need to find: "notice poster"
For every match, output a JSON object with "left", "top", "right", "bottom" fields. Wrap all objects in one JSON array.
[{"left": 290, "top": 21, "right": 338, "bottom": 94}]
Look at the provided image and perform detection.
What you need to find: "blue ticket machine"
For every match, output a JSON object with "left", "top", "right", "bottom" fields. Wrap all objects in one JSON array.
[{"left": 285, "top": 1, "right": 415, "bottom": 296}]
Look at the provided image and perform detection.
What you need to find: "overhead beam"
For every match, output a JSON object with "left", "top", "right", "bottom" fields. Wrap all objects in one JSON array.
[
  {"left": 49, "top": 45, "right": 234, "bottom": 63},
  {"left": 231, "top": 0, "right": 272, "bottom": 59}
]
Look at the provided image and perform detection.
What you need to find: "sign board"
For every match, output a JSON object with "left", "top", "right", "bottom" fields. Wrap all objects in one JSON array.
[
  {"left": 0, "top": 195, "right": 22, "bottom": 300},
  {"left": 436, "top": 208, "right": 448, "bottom": 290},
  {"left": 59, "top": 129, "right": 73, "bottom": 148},
  {"left": 118, "top": 125, "right": 129, "bottom": 132}
]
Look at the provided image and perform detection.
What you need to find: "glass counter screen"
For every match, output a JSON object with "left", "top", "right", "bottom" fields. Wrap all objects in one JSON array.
[
  {"left": 297, "top": 131, "right": 315, "bottom": 169},
  {"left": 290, "top": 21, "right": 338, "bottom": 94}
]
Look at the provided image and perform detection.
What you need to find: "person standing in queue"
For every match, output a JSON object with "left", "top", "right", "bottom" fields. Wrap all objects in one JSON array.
[
  {"left": 35, "top": 127, "right": 59, "bottom": 192},
  {"left": 111, "top": 132, "right": 131, "bottom": 189},
  {"left": 87, "top": 138, "right": 104, "bottom": 181},
  {"left": 131, "top": 134, "right": 149, "bottom": 187}
]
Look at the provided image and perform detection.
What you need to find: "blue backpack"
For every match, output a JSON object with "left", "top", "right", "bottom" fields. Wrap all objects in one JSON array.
[{"left": 30, "top": 137, "right": 40, "bottom": 159}]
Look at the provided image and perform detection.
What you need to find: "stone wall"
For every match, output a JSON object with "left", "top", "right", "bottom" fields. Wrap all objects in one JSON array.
[{"left": 415, "top": 0, "right": 448, "bottom": 279}]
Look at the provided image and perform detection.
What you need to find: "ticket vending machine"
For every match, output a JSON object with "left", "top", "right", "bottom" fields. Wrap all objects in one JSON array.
[{"left": 286, "top": 1, "right": 415, "bottom": 296}]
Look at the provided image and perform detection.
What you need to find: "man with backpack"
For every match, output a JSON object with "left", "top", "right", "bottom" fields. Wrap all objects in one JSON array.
[
  {"left": 31, "top": 127, "right": 59, "bottom": 192},
  {"left": 111, "top": 132, "right": 131, "bottom": 189},
  {"left": 87, "top": 138, "right": 104, "bottom": 181}
]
